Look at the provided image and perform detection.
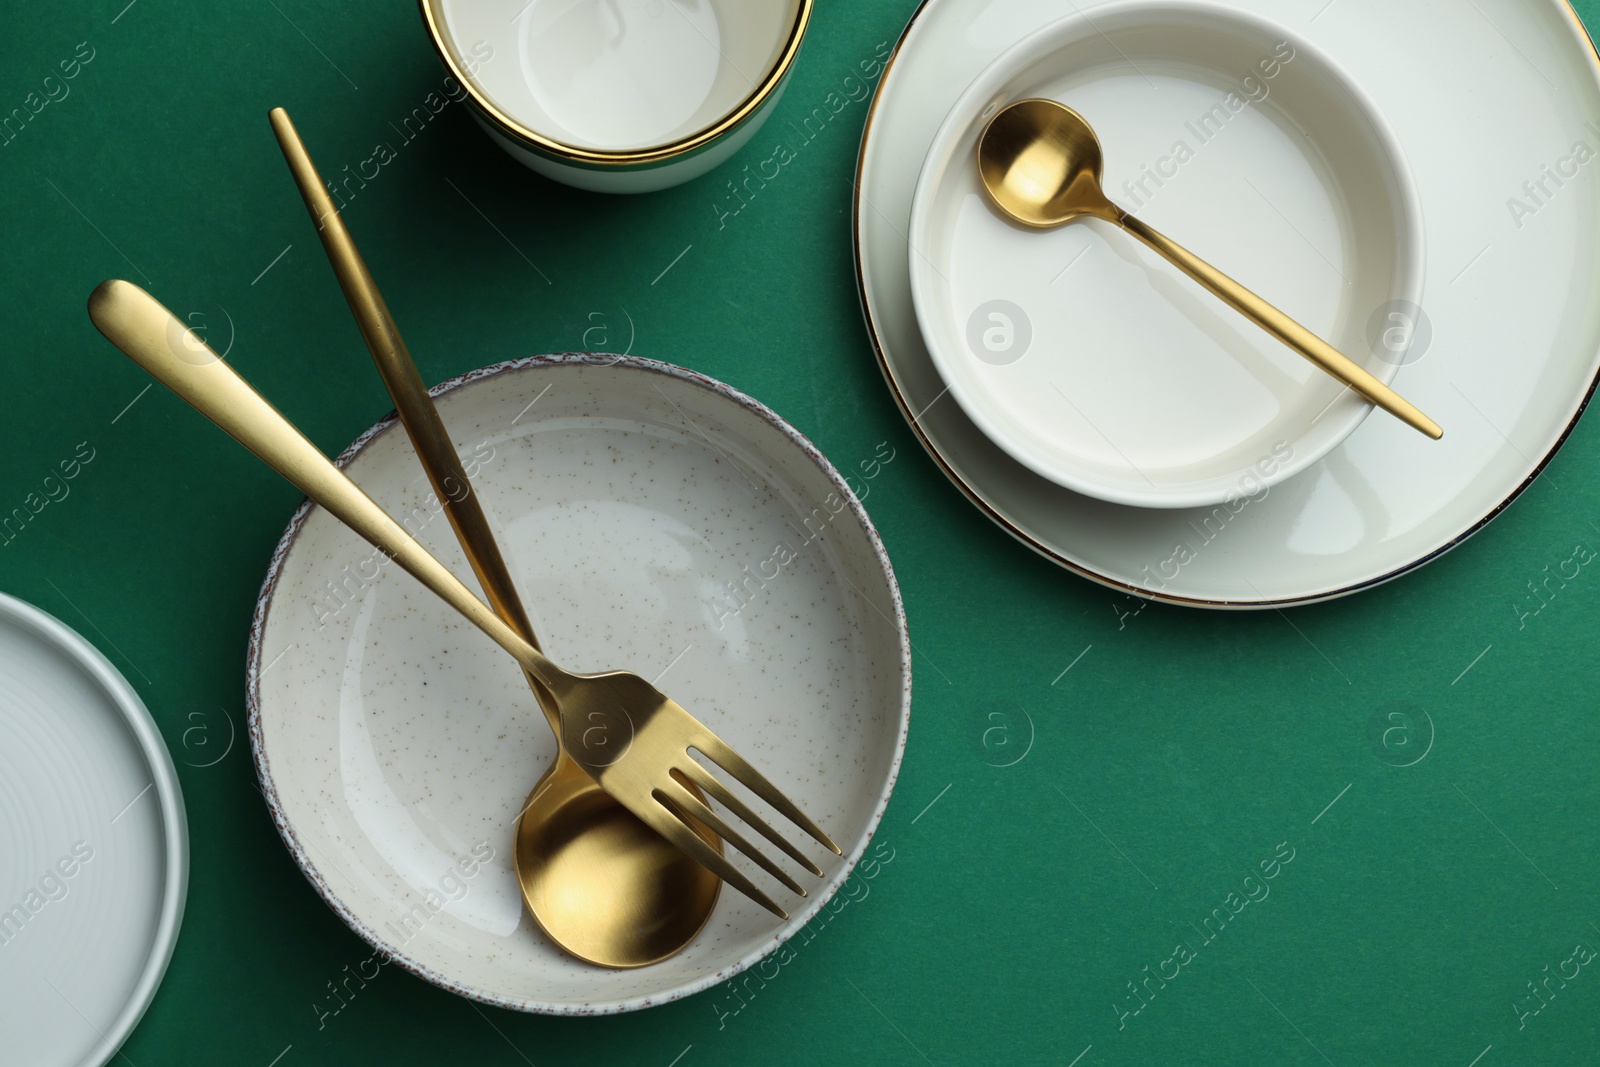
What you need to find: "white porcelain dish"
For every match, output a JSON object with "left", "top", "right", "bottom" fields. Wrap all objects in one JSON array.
[
  {"left": 908, "top": 1, "right": 1423, "bottom": 508},
  {"left": 248, "top": 355, "right": 910, "bottom": 1014},
  {"left": 0, "top": 593, "right": 188, "bottom": 1066},
  {"left": 857, "top": 0, "right": 1600, "bottom": 605},
  {"left": 422, "top": 0, "right": 810, "bottom": 193}
]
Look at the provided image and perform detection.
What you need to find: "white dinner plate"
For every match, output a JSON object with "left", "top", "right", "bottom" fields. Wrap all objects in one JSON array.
[
  {"left": 0, "top": 593, "right": 188, "bottom": 1066},
  {"left": 858, "top": 0, "right": 1600, "bottom": 606},
  {"left": 907, "top": 0, "right": 1423, "bottom": 508},
  {"left": 248, "top": 354, "right": 909, "bottom": 1015}
]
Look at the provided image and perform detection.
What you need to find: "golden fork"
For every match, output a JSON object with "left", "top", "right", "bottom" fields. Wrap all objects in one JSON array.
[
  {"left": 268, "top": 106, "right": 723, "bottom": 966},
  {"left": 87, "top": 278, "right": 841, "bottom": 917}
]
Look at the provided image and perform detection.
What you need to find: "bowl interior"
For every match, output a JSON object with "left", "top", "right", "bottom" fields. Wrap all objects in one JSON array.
[
  {"left": 436, "top": 0, "right": 804, "bottom": 152},
  {"left": 250, "top": 357, "right": 907, "bottom": 1013},
  {"left": 909, "top": 2, "right": 1422, "bottom": 508}
]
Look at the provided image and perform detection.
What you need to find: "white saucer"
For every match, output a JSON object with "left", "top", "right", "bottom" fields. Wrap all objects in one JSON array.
[
  {"left": 907, "top": 1, "right": 1423, "bottom": 508},
  {"left": 248, "top": 355, "right": 909, "bottom": 1015},
  {"left": 0, "top": 593, "right": 187, "bottom": 1066},
  {"left": 858, "top": 0, "right": 1600, "bottom": 605}
]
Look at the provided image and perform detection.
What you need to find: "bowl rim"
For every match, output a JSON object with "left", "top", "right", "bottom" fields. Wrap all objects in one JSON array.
[
  {"left": 418, "top": 0, "right": 812, "bottom": 167},
  {"left": 245, "top": 352, "right": 912, "bottom": 1015},
  {"left": 906, "top": 0, "right": 1426, "bottom": 509}
]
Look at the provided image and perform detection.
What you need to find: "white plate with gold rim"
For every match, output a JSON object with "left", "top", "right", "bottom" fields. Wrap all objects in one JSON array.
[
  {"left": 247, "top": 355, "right": 909, "bottom": 1014},
  {"left": 857, "top": 0, "right": 1600, "bottom": 606}
]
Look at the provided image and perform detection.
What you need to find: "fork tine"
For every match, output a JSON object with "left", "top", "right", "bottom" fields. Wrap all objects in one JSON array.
[
  {"left": 693, "top": 736, "right": 842, "bottom": 855},
  {"left": 660, "top": 779, "right": 808, "bottom": 895},
  {"left": 633, "top": 793, "right": 788, "bottom": 919},
  {"left": 673, "top": 763, "right": 824, "bottom": 877}
]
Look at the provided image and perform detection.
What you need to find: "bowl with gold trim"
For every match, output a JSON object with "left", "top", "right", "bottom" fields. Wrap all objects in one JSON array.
[{"left": 420, "top": 0, "right": 812, "bottom": 193}]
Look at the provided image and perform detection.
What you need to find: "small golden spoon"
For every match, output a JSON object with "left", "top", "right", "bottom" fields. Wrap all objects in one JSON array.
[
  {"left": 269, "top": 108, "right": 721, "bottom": 968},
  {"left": 976, "top": 98, "right": 1442, "bottom": 440}
]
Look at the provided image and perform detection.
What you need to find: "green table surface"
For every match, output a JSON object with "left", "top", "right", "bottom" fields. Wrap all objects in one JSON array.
[{"left": 4, "top": 1, "right": 1600, "bottom": 1064}]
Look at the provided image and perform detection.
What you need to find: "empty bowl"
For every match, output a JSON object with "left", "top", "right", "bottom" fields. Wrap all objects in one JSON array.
[{"left": 420, "top": 0, "right": 811, "bottom": 193}]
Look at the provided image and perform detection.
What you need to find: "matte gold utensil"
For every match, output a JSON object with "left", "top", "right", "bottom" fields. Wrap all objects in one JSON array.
[
  {"left": 87, "top": 278, "right": 841, "bottom": 919},
  {"left": 977, "top": 98, "right": 1443, "bottom": 440},
  {"left": 267, "top": 107, "right": 720, "bottom": 968}
]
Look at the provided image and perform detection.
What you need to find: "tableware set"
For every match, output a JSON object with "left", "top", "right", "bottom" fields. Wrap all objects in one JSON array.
[
  {"left": 88, "top": 267, "right": 851, "bottom": 908},
  {"left": 860, "top": 0, "right": 1600, "bottom": 605},
  {"left": 62, "top": 0, "right": 910, "bottom": 1011},
  {"left": 10, "top": 0, "right": 1600, "bottom": 1055},
  {"left": 245, "top": 350, "right": 906, "bottom": 1012}
]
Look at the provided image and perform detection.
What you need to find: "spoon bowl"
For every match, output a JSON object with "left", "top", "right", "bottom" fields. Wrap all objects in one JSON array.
[
  {"left": 516, "top": 760, "right": 721, "bottom": 967},
  {"left": 978, "top": 99, "right": 1114, "bottom": 226}
]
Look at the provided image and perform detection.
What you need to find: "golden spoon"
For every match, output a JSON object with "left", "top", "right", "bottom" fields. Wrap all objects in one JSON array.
[
  {"left": 976, "top": 98, "right": 1443, "bottom": 440},
  {"left": 268, "top": 108, "right": 720, "bottom": 968}
]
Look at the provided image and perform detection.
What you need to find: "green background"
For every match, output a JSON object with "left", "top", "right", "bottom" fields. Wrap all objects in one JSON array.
[{"left": 4, "top": 1, "right": 1600, "bottom": 1064}]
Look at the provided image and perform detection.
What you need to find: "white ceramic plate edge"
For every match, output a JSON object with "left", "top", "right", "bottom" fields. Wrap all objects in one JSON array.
[
  {"left": 245, "top": 352, "right": 912, "bottom": 1015},
  {"left": 0, "top": 591, "right": 189, "bottom": 1066}
]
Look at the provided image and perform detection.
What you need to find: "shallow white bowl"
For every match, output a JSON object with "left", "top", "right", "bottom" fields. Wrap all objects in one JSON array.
[
  {"left": 247, "top": 355, "right": 909, "bottom": 1014},
  {"left": 422, "top": 0, "right": 810, "bottom": 193},
  {"left": 908, "top": 0, "right": 1425, "bottom": 509}
]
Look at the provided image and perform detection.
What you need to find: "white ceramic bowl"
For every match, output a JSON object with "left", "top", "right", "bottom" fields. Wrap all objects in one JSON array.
[
  {"left": 421, "top": 0, "right": 811, "bottom": 193},
  {"left": 908, "top": 0, "right": 1425, "bottom": 509},
  {"left": 247, "top": 355, "right": 909, "bottom": 1014}
]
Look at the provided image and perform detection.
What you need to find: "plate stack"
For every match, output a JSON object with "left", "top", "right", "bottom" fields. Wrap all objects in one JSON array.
[{"left": 858, "top": 0, "right": 1600, "bottom": 607}]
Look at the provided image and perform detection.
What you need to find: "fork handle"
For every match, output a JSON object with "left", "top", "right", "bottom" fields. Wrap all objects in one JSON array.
[
  {"left": 86, "top": 279, "right": 566, "bottom": 693},
  {"left": 268, "top": 107, "right": 562, "bottom": 738}
]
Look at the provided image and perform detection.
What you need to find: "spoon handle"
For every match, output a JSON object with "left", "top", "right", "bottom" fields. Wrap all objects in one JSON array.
[
  {"left": 1114, "top": 212, "right": 1442, "bottom": 440},
  {"left": 268, "top": 107, "right": 562, "bottom": 738},
  {"left": 85, "top": 279, "right": 569, "bottom": 694}
]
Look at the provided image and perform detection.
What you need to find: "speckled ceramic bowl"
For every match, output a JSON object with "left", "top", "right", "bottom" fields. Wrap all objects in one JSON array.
[{"left": 246, "top": 354, "right": 909, "bottom": 1014}]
